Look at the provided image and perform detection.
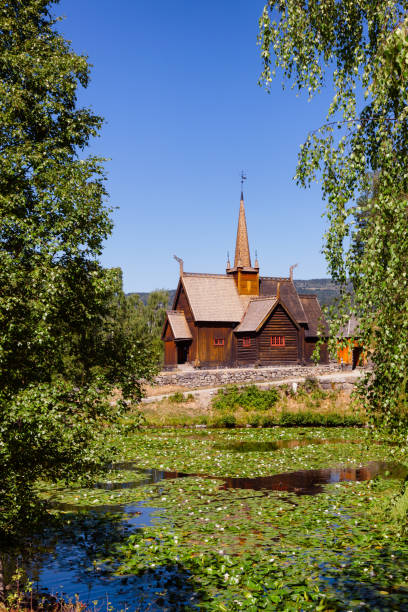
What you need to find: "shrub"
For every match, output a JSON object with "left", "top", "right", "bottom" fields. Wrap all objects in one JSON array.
[
  {"left": 261, "top": 414, "right": 275, "bottom": 427},
  {"left": 212, "top": 385, "right": 279, "bottom": 412},
  {"left": 168, "top": 392, "right": 193, "bottom": 403},
  {"left": 214, "top": 413, "right": 236, "bottom": 428},
  {"left": 303, "top": 377, "right": 320, "bottom": 392},
  {"left": 278, "top": 411, "right": 363, "bottom": 427},
  {"left": 248, "top": 413, "right": 262, "bottom": 427}
]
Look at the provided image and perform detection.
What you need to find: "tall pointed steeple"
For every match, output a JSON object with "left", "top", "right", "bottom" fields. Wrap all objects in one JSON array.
[
  {"left": 233, "top": 191, "right": 251, "bottom": 269},
  {"left": 226, "top": 179, "right": 259, "bottom": 296}
]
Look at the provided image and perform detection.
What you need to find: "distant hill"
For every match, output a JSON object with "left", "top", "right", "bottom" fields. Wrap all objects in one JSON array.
[
  {"left": 130, "top": 279, "right": 341, "bottom": 308},
  {"left": 293, "top": 279, "right": 341, "bottom": 307}
]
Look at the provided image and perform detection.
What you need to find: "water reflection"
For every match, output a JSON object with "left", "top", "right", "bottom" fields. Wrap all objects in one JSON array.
[
  {"left": 220, "top": 461, "right": 408, "bottom": 495},
  {"left": 103, "top": 461, "right": 408, "bottom": 497},
  {"left": 1, "top": 506, "right": 198, "bottom": 611}
]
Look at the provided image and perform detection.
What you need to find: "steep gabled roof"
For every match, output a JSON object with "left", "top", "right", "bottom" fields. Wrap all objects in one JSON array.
[
  {"left": 235, "top": 296, "right": 299, "bottom": 333},
  {"left": 298, "top": 294, "right": 329, "bottom": 337},
  {"left": 259, "top": 277, "right": 308, "bottom": 324},
  {"left": 235, "top": 297, "right": 277, "bottom": 333},
  {"left": 166, "top": 310, "right": 192, "bottom": 340},
  {"left": 181, "top": 273, "right": 245, "bottom": 322}
]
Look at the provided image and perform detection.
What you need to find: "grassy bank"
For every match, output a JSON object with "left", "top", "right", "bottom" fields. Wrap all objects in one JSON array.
[{"left": 139, "top": 381, "right": 365, "bottom": 428}]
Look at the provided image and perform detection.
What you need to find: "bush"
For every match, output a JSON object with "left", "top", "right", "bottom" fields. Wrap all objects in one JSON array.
[
  {"left": 212, "top": 385, "right": 279, "bottom": 412},
  {"left": 168, "top": 392, "right": 192, "bottom": 404},
  {"left": 303, "top": 377, "right": 320, "bottom": 392},
  {"left": 261, "top": 414, "right": 275, "bottom": 427},
  {"left": 278, "top": 411, "right": 363, "bottom": 427},
  {"left": 248, "top": 413, "right": 262, "bottom": 427},
  {"left": 0, "top": 381, "right": 118, "bottom": 534},
  {"left": 214, "top": 413, "right": 236, "bottom": 428}
]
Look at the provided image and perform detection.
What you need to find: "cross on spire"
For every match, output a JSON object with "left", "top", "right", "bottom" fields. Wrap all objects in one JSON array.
[{"left": 240, "top": 170, "right": 247, "bottom": 199}]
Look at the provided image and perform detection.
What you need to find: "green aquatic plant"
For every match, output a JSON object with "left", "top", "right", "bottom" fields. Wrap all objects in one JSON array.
[{"left": 26, "top": 425, "right": 408, "bottom": 610}]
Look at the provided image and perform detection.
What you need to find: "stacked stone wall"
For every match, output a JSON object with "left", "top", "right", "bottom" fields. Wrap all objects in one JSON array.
[{"left": 155, "top": 364, "right": 344, "bottom": 389}]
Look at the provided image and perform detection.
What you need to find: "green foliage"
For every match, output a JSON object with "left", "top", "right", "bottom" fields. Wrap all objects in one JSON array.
[
  {"left": 0, "top": 1, "right": 158, "bottom": 535},
  {"left": 214, "top": 413, "right": 237, "bottom": 428},
  {"left": 168, "top": 392, "right": 194, "bottom": 404},
  {"left": 279, "top": 411, "right": 362, "bottom": 427},
  {"left": 259, "top": 1, "right": 408, "bottom": 430},
  {"left": 117, "top": 288, "right": 169, "bottom": 365},
  {"left": 391, "top": 480, "right": 408, "bottom": 528},
  {"left": 260, "top": 414, "right": 275, "bottom": 427},
  {"left": 212, "top": 385, "right": 279, "bottom": 412},
  {"left": 0, "top": 380, "right": 121, "bottom": 537},
  {"left": 302, "top": 377, "right": 320, "bottom": 393}
]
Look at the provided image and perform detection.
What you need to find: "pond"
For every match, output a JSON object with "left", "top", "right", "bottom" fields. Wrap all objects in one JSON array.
[{"left": 3, "top": 427, "right": 408, "bottom": 610}]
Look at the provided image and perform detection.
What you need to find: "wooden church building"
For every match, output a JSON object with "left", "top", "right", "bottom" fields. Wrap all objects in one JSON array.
[{"left": 162, "top": 190, "right": 328, "bottom": 368}]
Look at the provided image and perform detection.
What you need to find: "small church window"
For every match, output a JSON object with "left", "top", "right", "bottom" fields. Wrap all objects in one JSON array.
[
  {"left": 243, "top": 337, "right": 251, "bottom": 347},
  {"left": 214, "top": 338, "right": 224, "bottom": 346},
  {"left": 271, "top": 336, "right": 285, "bottom": 346}
]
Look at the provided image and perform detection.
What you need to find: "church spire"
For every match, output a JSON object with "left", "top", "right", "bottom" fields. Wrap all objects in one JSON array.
[
  {"left": 233, "top": 189, "right": 251, "bottom": 269},
  {"left": 226, "top": 174, "right": 259, "bottom": 296}
]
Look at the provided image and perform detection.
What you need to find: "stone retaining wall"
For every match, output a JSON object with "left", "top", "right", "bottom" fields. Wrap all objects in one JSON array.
[{"left": 155, "top": 363, "right": 344, "bottom": 389}]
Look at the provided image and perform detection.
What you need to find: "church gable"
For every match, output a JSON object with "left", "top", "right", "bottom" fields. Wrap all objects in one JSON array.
[
  {"left": 257, "top": 304, "right": 299, "bottom": 364},
  {"left": 235, "top": 298, "right": 300, "bottom": 365},
  {"left": 172, "top": 280, "right": 193, "bottom": 319},
  {"left": 235, "top": 297, "right": 277, "bottom": 333},
  {"left": 259, "top": 277, "right": 307, "bottom": 324}
]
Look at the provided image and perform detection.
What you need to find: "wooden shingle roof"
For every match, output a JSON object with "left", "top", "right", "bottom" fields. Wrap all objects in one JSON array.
[
  {"left": 166, "top": 310, "right": 192, "bottom": 340},
  {"left": 233, "top": 194, "right": 252, "bottom": 269},
  {"left": 235, "top": 297, "right": 278, "bottom": 332},
  {"left": 182, "top": 273, "right": 245, "bottom": 322},
  {"left": 259, "top": 277, "right": 308, "bottom": 324},
  {"left": 298, "top": 294, "right": 329, "bottom": 337}
]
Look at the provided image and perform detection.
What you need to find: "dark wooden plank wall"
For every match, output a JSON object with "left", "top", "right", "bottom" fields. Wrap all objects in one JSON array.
[
  {"left": 163, "top": 321, "right": 177, "bottom": 366},
  {"left": 258, "top": 305, "right": 299, "bottom": 364},
  {"left": 164, "top": 339, "right": 177, "bottom": 365},
  {"left": 298, "top": 326, "right": 306, "bottom": 363},
  {"left": 163, "top": 320, "right": 172, "bottom": 342},
  {"left": 236, "top": 333, "right": 257, "bottom": 364},
  {"left": 197, "top": 323, "right": 235, "bottom": 367},
  {"left": 304, "top": 339, "right": 329, "bottom": 364}
]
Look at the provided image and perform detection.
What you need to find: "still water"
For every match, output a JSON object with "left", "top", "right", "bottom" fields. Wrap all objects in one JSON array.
[{"left": 2, "top": 458, "right": 406, "bottom": 610}]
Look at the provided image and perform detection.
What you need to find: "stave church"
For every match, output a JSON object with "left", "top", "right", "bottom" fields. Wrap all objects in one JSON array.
[{"left": 162, "top": 189, "right": 328, "bottom": 369}]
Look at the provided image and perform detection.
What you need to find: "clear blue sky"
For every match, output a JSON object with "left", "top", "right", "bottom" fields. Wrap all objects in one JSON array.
[{"left": 56, "top": 0, "right": 333, "bottom": 293}]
